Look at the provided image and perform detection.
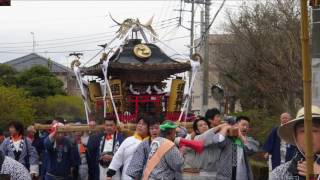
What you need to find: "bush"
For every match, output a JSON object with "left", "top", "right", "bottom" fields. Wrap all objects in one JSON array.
[
  {"left": 17, "top": 66, "right": 65, "bottom": 97},
  {"left": 0, "top": 86, "right": 34, "bottom": 129},
  {"left": 33, "top": 95, "right": 85, "bottom": 123}
]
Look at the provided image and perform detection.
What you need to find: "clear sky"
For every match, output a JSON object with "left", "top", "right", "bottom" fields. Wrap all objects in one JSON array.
[{"left": 0, "top": 0, "right": 243, "bottom": 67}]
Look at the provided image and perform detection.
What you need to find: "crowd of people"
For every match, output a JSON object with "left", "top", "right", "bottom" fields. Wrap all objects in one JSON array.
[{"left": 0, "top": 106, "right": 320, "bottom": 180}]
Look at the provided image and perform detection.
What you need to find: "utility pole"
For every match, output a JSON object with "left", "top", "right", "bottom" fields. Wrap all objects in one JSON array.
[
  {"left": 200, "top": 10, "right": 204, "bottom": 44},
  {"left": 182, "top": 0, "right": 206, "bottom": 116},
  {"left": 202, "top": 0, "right": 210, "bottom": 114},
  {"left": 31, "top": 32, "right": 35, "bottom": 53},
  {"left": 190, "top": 0, "right": 195, "bottom": 56},
  {"left": 186, "top": 0, "right": 195, "bottom": 114}
]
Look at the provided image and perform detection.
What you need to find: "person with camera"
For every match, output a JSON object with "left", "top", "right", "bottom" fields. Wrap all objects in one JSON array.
[
  {"left": 84, "top": 118, "right": 125, "bottom": 180},
  {"left": 214, "top": 116, "right": 259, "bottom": 180},
  {"left": 271, "top": 106, "right": 320, "bottom": 180}
]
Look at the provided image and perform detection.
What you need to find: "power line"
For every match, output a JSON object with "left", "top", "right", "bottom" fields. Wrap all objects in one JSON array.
[
  {"left": 35, "top": 39, "right": 112, "bottom": 50},
  {"left": 0, "top": 34, "right": 115, "bottom": 49},
  {"left": 2, "top": 38, "right": 112, "bottom": 52},
  {"left": 161, "top": 0, "right": 180, "bottom": 36},
  {"left": 195, "top": 0, "right": 227, "bottom": 49},
  {"left": 0, "top": 31, "right": 117, "bottom": 45},
  {"left": 0, "top": 49, "right": 101, "bottom": 54},
  {"left": 1, "top": 22, "right": 179, "bottom": 51},
  {"left": 0, "top": 20, "right": 178, "bottom": 48},
  {"left": 0, "top": 34, "right": 190, "bottom": 55}
]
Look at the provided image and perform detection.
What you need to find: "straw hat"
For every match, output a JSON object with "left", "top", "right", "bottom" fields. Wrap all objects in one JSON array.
[{"left": 278, "top": 105, "right": 320, "bottom": 145}]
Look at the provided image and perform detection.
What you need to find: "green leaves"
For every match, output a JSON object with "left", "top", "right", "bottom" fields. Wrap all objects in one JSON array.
[
  {"left": 0, "top": 64, "right": 18, "bottom": 87},
  {"left": 0, "top": 65, "right": 84, "bottom": 129},
  {"left": 17, "top": 65, "right": 66, "bottom": 97},
  {"left": 0, "top": 86, "right": 34, "bottom": 129}
]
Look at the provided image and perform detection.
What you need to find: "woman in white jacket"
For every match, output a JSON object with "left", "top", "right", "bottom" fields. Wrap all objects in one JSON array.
[{"left": 106, "top": 117, "right": 149, "bottom": 180}]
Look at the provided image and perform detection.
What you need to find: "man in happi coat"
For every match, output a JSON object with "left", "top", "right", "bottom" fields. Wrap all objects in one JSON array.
[
  {"left": 142, "top": 120, "right": 184, "bottom": 180},
  {"left": 84, "top": 118, "right": 125, "bottom": 180},
  {"left": 43, "top": 122, "right": 80, "bottom": 180},
  {"left": 126, "top": 117, "right": 161, "bottom": 179}
]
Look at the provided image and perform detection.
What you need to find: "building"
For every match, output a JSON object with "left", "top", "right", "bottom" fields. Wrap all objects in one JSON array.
[
  {"left": 312, "top": 9, "right": 320, "bottom": 106},
  {"left": 4, "top": 53, "right": 80, "bottom": 96}
]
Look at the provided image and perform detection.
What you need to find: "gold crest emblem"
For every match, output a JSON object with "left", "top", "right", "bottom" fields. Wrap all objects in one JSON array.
[{"left": 133, "top": 44, "right": 152, "bottom": 59}]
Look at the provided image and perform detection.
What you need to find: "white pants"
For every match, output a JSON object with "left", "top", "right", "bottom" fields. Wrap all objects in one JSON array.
[{"left": 78, "top": 164, "right": 88, "bottom": 180}]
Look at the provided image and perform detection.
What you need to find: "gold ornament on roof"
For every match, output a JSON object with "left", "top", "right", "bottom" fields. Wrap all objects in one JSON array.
[
  {"left": 71, "top": 59, "right": 81, "bottom": 70},
  {"left": 133, "top": 44, "right": 152, "bottom": 59},
  {"left": 109, "top": 14, "right": 157, "bottom": 39}
]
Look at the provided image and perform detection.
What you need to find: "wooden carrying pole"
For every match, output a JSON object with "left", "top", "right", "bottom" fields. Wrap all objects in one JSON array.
[
  {"left": 34, "top": 122, "right": 195, "bottom": 133},
  {"left": 34, "top": 123, "right": 138, "bottom": 133},
  {"left": 300, "top": 0, "right": 314, "bottom": 179},
  {"left": 34, "top": 124, "right": 105, "bottom": 133}
]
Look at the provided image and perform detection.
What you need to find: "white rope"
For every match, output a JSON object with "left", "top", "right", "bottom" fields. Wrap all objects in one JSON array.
[
  {"left": 71, "top": 32, "right": 121, "bottom": 124},
  {"left": 101, "top": 27, "right": 133, "bottom": 124},
  {"left": 99, "top": 81, "right": 107, "bottom": 117},
  {"left": 74, "top": 66, "right": 91, "bottom": 124},
  {"left": 178, "top": 60, "right": 200, "bottom": 122},
  {"left": 183, "top": 98, "right": 190, "bottom": 122}
]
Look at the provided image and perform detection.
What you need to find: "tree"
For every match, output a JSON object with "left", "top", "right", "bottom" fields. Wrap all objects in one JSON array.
[
  {"left": 0, "top": 86, "right": 34, "bottom": 129},
  {"left": 17, "top": 65, "right": 65, "bottom": 97},
  {"left": 0, "top": 64, "right": 18, "bottom": 86},
  {"left": 32, "top": 95, "right": 85, "bottom": 122},
  {"left": 215, "top": 0, "right": 302, "bottom": 114}
]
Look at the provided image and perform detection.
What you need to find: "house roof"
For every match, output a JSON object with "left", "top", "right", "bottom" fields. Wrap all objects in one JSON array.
[{"left": 4, "top": 53, "right": 73, "bottom": 74}]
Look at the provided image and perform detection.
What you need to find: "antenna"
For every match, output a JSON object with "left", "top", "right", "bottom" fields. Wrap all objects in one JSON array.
[{"left": 30, "top": 32, "right": 35, "bottom": 53}]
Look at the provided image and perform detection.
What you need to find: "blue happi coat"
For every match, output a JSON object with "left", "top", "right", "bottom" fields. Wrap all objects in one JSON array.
[
  {"left": 86, "top": 132, "right": 125, "bottom": 180},
  {"left": 0, "top": 137, "right": 39, "bottom": 170},
  {"left": 263, "top": 127, "right": 297, "bottom": 169},
  {"left": 43, "top": 136, "right": 80, "bottom": 180}
]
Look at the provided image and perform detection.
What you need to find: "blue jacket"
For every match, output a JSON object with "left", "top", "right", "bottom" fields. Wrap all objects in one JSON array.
[
  {"left": 43, "top": 136, "right": 80, "bottom": 177},
  {"left": 263, "top": 127, "right": 297, "bottom": 169},
  {"left": 86, "top": 132, "right": 125, "bottom": 180}
]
